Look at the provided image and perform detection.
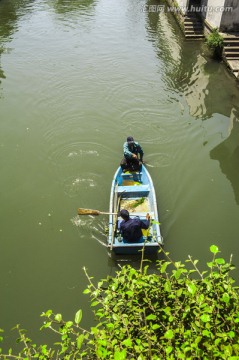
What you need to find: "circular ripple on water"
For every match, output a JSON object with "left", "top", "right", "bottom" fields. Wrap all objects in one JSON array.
[
  {"left": 145, "top": 153, "right": 172, "bottom": 168},
  {"left": 63, "top": 172, "right": 101, "bottom": 198},
  {"left": 120, "top": 119, "right": 171, "bottom": 145},
  {"left": 46, "top": 141, "right": 112, "bottom": 170}
]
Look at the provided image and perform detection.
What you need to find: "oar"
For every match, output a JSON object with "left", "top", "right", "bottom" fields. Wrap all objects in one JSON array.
[{"left": 78, "top": 208, "right": 117, "bottom": 216}]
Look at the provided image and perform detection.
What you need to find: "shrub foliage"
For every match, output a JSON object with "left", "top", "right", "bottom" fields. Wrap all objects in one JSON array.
[
  {"left": 206, "top": 28, "right": 224, "bottom": 50},
  {"left": 1, "top": 245, "right": 239, "bottom": 359}
]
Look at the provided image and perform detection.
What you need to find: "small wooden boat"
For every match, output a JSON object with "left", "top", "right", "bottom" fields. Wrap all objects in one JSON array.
[{"left": 108, "top": 165, "right": 163, "bottom": 254}]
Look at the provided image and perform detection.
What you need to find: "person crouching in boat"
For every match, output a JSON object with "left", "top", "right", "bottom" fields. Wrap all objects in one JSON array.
[
  {"left": 119, "top": 209, "right": 150, "bottom": 242},
  {"left": 120, "top": 136, "right": 144, "bottom": 172}
]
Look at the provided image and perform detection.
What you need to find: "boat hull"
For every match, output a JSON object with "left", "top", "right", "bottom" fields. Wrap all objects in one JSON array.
[{"left": 108, "top": 165, "right": 163, "bottom": 255}]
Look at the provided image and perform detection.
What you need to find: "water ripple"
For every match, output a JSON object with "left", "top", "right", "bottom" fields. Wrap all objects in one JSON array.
[{"left": 63, "top": 173, "right": 100, "bottom": 198}]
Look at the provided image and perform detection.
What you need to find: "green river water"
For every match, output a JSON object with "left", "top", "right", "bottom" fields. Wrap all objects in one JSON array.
[{"left": 1, "top": 0, "right": 239, "bottom": 349}]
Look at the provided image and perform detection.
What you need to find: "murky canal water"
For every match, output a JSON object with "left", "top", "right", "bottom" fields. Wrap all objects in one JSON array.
[{"left": 1, "top": 0, "right": 239, "bottom": 349}]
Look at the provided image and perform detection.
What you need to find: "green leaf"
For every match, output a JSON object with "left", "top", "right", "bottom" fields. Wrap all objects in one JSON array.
[
  {"left": 91, "top": 301, "right": 99, "bottom": 307},
  {"left": 228, "top": 331, "right": 235, "bottom": 339},
  {"left": 77, "top": 334, "right": 84, "bottom": 350},
  {"left": 210, "top": 245, "right": 219, "bottom": 254},
  {"left": 65, "top": 321, "right": 73, "bottom": 328},
  {"left": 222, "top": 293, "right": 230, "bottom": 304},
  {"left": 215, "top": 258, "right": 225, "bottom": 265},
  {"left": 152, "top": 324, "right": 160, "bottom": 330},
  {"left": 166, "top": 346, "right": 173, "bottom": 355},
  {"left": 146, "top": 314, "right": 156, "bottom": 321},
  {"left": 114, "top": 349, "right": 127, "bottom": 360},
  {"left": 75, "top": 309, "right": 82, "bottom": 324},
  {"left": 160, "top": 262, "right": 170, "bottom": 274},
  {"left": 202, "top": 330, "right": 210, "bottom": 337},
  {"left": 54, "top": 314, "right": 62, "bottom": 322},
  {"left": 164, "top": 281, "right": 171, "bottom": 292},
  {"left": 165, "top": 330, "right": 174, "bottom": 339},
  {"left": 83, "top": 288, "right": 90, "bottom": 294},
  {"left": 122, "top": 338, "right": 132, "bottom": 347},
  {"left": 207, "top": 262, "right": 214, "bottom": 268},
  {"left": 187, "top": 283, "right": 197, "bottom": 295},
  {"left": 151, "top": 220, "right": 160, "bottom": 225},
  {"left": 200, "top": 314, "right": 210, "bottom": 323}
]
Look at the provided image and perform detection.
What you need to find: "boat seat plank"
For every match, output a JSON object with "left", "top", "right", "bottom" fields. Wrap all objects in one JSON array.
[
  {"left": 118, "top": 185, "right": 150, "bottom": 193},
  {"left": 121, "top": 172, "right": 142, "bottom": 178}
]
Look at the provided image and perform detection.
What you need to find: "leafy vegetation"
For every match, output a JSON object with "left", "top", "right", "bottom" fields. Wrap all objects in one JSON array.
[
  {"left": 206, "top": 28, "right": 224, "bottom": 58},
  {"left": 131, "top": 197, "right": 145, "bottom": 208},
  {"left": 1, "top": 245, "right": 239, "bottom": 359}
]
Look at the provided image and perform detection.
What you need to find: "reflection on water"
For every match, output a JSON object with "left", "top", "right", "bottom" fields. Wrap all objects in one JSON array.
[
  {"left": 145, "top": 0, "right": 239, "bottom": 120},
  {"left": 210, "top": 109, "right": 239, "bottom": 205},
  {"left": 52, "top": 0, "right": 96, "bottom": 14},
  {"left": 0, "top": 0, "right": 35, "bottom": 40}
]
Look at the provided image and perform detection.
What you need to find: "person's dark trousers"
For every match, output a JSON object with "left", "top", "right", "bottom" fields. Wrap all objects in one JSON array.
[{"left": 120, "top": 157, "right": 142, "bottom": 172}]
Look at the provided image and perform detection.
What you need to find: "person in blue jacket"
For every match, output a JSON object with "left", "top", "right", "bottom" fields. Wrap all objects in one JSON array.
[
  {"left": 119, "top": 209, "right": 150, "bottom": 242},
  {"left": 120, "top": 136, "right": 144, "bottom": 172}
]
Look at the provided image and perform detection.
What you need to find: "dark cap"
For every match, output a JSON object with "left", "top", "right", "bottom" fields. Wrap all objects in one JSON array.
[
  {"left": 127, "top": 136, "right": 134, "bottom": 143},
  {"left": 120, "top": 209, "right": 129, "bottom": 219}
]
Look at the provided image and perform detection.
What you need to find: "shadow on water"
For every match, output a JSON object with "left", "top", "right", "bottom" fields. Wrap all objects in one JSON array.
[{"left": 210, "top": 109, "right": 239, "bottom": 205}]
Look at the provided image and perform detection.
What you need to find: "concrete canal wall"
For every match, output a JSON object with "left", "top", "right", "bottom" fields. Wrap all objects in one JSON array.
[
  {"left": 221, "top": 0, "right": 239, "bottom": 32},
  {"left": 166, "top": 0, "right": 239, "bottom": 32}
]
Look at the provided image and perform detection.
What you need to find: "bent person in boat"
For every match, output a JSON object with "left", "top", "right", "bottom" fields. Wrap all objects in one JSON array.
[
  {"left": 120, "top": 136, "right": 144, "bottom": 172},
  {"left": 119, "top": 209, "right": 150, "bottom": 243}
]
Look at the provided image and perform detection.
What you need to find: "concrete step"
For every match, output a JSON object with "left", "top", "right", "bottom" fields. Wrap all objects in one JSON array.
[
  {"left": 185, "top": 16, "right": 202, "bottom": 21},
  {"left": 223, "top": 36, "right": 239, "bottom": 40},
  {"left": 185, "top": 27, "right": 203, "bottom": 32},
  {"left": 185, "top": 31, "right": 204, "bottom": 35},
  {"left": 224, "top": 46, "right": 239, "bottom": 50},
  {"left": 224, "top": 52, "right": 239, "bottom": 57},
  {"left": 227, "top": 60, "right": 239, "bottom": 73},
  {"left": 224, "top": 43, "right": 239, "bottom": 48},
  {"left": 184, "top": 19, "right": 202, "bottom": 25},
  {"left": 185, "top": 34, "right": 204, "bottom": 40},
  {"left": 224, "top": 39, "right": 239, "bottom": 44},
  {"left": 184, "top": 18, "right": 202, "bottom": 24},
  {"left": 184, "top": 24, "right": 203, "bottom": 28},
  {"left": 225, "top": 56, "right": 239, "bottom": 60},
  {"left": 183, "top": 13, "right": 204, "bottom": 41}
]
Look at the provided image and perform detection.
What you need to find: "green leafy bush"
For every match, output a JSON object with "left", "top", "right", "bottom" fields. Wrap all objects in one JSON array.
[
  {"left": 1, "top": 245, "right": 239, "bottom": 359},
  {"left": 206, "top": 28, "right": 224, "bottom": 50}
]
